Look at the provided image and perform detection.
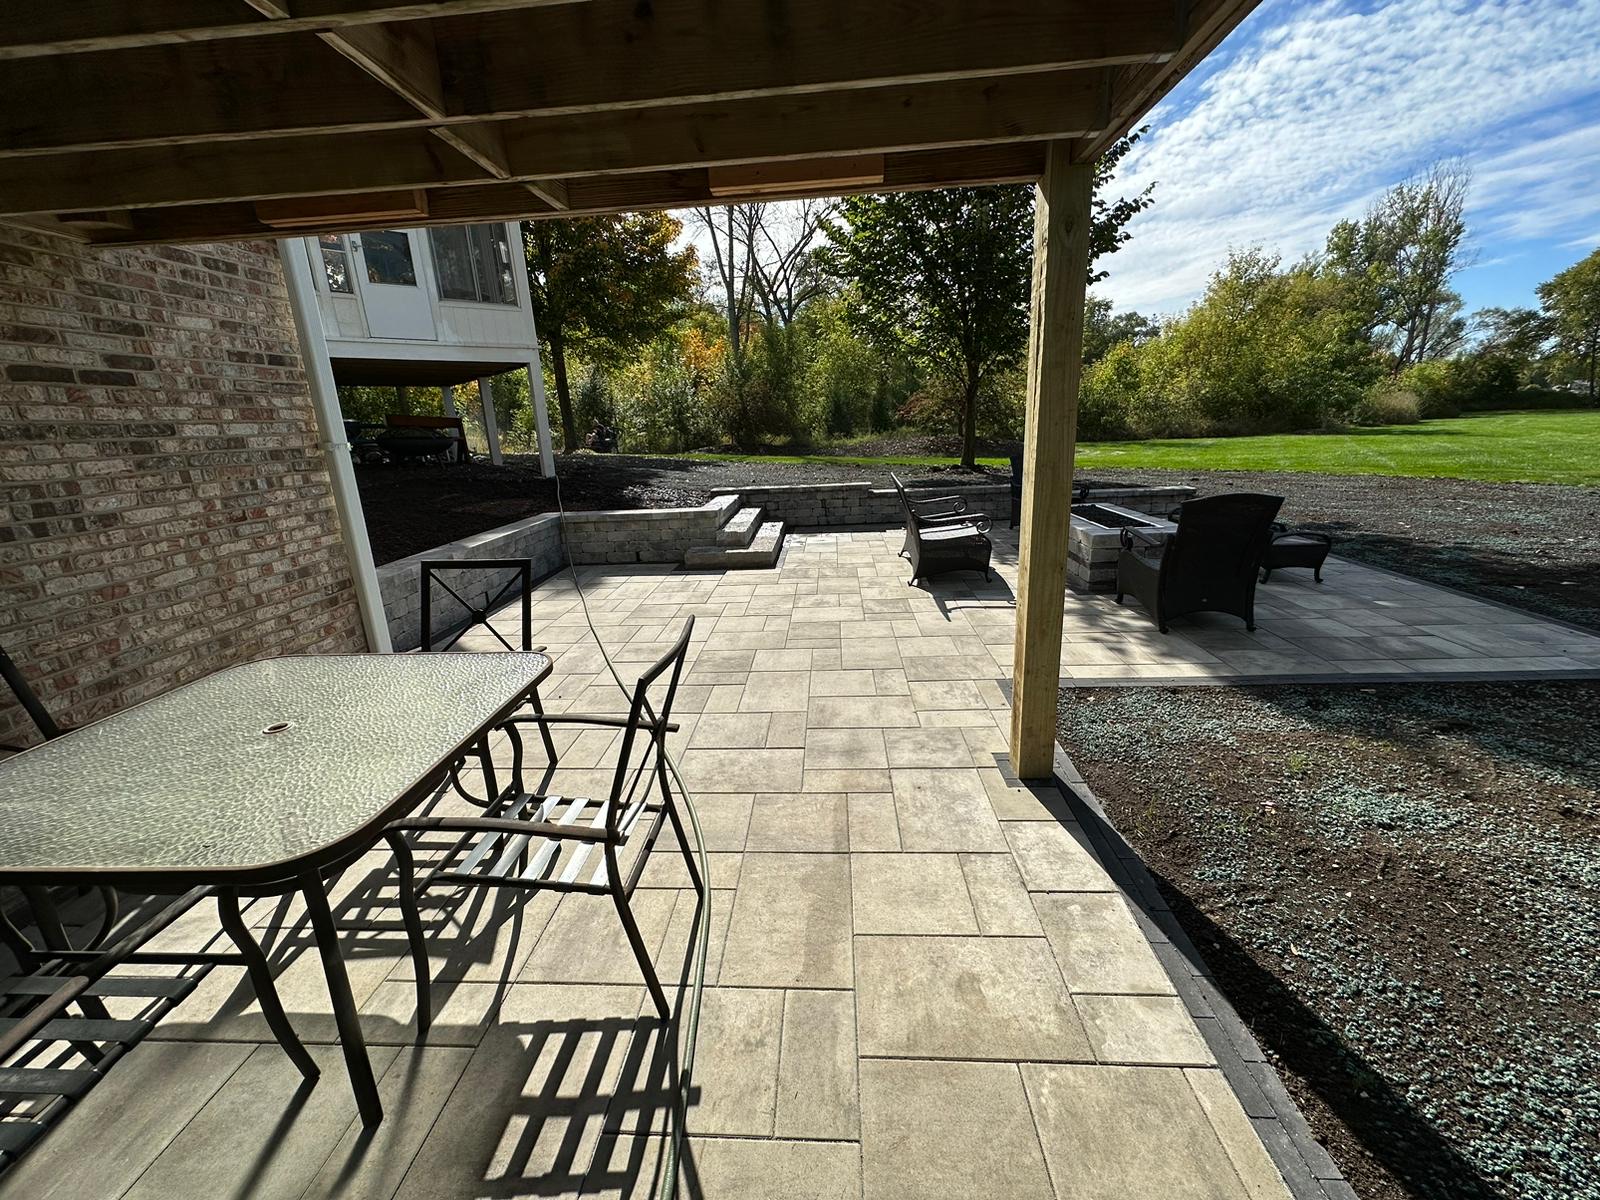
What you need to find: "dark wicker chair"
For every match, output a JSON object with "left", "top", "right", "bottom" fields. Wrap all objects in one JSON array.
[
  {"left": 1262, "top": 524, "right": 1333, "bottom": 583},
  {"left": 891, "top": 472, "right": 992, "bottom": 584},
  {"left": 1115, "top": 493, "right": 1283, "bottom": 632}
]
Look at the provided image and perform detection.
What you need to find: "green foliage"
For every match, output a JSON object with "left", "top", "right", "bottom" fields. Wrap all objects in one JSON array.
[
  {"left": 826, "top": 185, "right": 1033, "bottom": 465},
  {"left": 1354, "top": 388, "right": 1421, "bottom": 426},
  {"left": 523, "top": 212, "right": 698, "bottom": 449},
  {"left": 1078, "top": 250, "right": 1384, "bottom": 439},
  {"left": 1537, "top": 247, "right": 1600, "bottom": 398}
]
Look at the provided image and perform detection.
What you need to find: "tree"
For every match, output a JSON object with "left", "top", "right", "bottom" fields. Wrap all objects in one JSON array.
[
  {"left": 1083, "top": 295, "right": 1158, "bottom": 365},
  {"left": 1537, "top": 248, "right": 1600, "bottom": 400},
  {"left": 1323, "top": 161, "right": 1472, "bottom": 369},
  {"left": 523, "top": 213, "right": 698, "bottom": 451},
  {"left": 823, "top": 130, "right": 1156, "bottom": 466}
]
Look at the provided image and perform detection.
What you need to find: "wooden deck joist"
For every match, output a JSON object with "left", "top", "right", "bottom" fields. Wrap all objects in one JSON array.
[{"left": 0, "top": 0, "right": 1260, "bottom": 243}]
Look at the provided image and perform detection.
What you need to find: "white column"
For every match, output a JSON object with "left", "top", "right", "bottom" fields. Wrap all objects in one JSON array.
[
  {"left": 275, "top": 240, "right": 393, "bottom": 653},
  {"left": 477, "top": 376, "right": 504, "bottom": 465},
  {"left": 527, "top": 351, "right": 556, "bottom": 477}
]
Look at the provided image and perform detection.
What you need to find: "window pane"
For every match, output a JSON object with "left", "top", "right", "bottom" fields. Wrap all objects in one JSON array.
[
  {"left": 318, "top": 234, "right": 352, "bottom": 293},
  {"left": 361, "top": 230, "right": 417, "bottom": 286},
  {"left": 429, "top": 227, "right": 477, "bottom": 301}
]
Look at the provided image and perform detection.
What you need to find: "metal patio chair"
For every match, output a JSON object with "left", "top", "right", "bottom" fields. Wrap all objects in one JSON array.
[
  {"left": 383, "top": 618, "right": 703, "bottom": 1022},
  {"left": 1116, "top": 492, "right": 1283, "bottom": 632}
]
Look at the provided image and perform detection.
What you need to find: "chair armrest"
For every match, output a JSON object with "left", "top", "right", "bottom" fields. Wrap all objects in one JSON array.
[
  {"left": 917, "top": 510, "right": 989, "bottom": 528},
  {"left": 388, "top": 815, "right": 615, "bottom": 843},
  {"left": 909, "top": 493, "right": 966, "bottom": 510},
  {"left": 503, "top": 713, "right": 680, "bottom": 733},
  {"left": 1119, "top": 526, "right": 1169, "bottom": 550}
]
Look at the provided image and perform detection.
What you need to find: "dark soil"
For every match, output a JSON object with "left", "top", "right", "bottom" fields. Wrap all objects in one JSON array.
[{"left": 1056, "top": 682, "right": 1600, "bottom": 1200}]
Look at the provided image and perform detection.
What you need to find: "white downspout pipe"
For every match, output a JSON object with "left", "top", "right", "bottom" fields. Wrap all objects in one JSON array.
[{"left": 276, "top": 240, "right": 394, "bottom": 653}]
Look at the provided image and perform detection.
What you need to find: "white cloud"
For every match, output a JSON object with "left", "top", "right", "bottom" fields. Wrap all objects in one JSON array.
[{"left": 1098, "top": 0, "right": 1600, "bottom": 315}]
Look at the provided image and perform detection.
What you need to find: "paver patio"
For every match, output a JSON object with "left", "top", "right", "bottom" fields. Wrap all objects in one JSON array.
[{"left": 6, "top": 524, "right": 1594, "bottom": 1199}]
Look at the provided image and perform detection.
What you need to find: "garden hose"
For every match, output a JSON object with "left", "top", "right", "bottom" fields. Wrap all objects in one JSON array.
[{"left": 550, "top": 459, "right": 711, "bottom": 1200}]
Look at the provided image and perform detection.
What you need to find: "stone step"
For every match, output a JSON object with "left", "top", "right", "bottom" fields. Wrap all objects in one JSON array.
[
  {"left": 716, "top": 505, "right": 765, "bottom": 548},
  {"left": 684, "top": 520, "right": 785, "bottom": 570}
]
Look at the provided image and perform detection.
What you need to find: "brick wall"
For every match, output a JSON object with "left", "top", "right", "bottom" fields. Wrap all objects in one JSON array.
[{"left": 0, "top": 226, "right": 367, "bottom": 748}]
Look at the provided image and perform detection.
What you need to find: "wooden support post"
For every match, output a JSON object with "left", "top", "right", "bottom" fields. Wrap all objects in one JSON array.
[
  {"left": 1009, "top": 143, "right": 1093, "bottom": 779},
  {"left": 476, "top": 375, "right": 504, "bottom": 466}
]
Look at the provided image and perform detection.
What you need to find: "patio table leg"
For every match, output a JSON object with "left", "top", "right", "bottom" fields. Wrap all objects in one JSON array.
[
  {"left": 299, "top": 872, "right": 383, "bottom": 1126},
  {"left": 215, "top": 890, "right": 320, "bottom": 1084}
]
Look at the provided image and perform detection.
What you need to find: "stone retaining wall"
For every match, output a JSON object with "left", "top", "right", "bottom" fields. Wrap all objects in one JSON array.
[
  {"left": 378, "top": 513, "right": 564, "bottom": 651},
  {"left": 561, "top": 495, "right": 738, "bottom": 565},
  {"left": 739, "top": 480, "right": 1192, "bottom": 528},
  {"left": 377, "top": 496, "right": 740, "bottom": 649}
]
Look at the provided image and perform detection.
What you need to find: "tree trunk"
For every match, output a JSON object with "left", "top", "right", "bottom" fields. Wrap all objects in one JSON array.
[
  {"left": 961, "top": 376, "right": 979, "bottom": 469},
  {"left": 546, "top": 325, "right": 577, "bottom": 452}
]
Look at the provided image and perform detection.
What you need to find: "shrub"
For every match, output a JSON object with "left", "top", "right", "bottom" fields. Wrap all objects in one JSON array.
[{"left": 1355, "top": 387, "right": 1422, "bottom": 425}]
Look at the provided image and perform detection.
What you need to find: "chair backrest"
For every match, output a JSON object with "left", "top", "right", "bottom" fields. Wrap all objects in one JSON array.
[
  {"left": 888, "top": 471, "right": 915, "bottom": 524},
  {"left": 1009, "top": 455, "right": 1023, "bottom": 499},
  {"left": 607, "top": 617, "right": 694, "bottom": 816},
  {"left": 1163, "top": 493, "right": 1284, "bottom": 591},
  {"left": 1, "top": 644, "right": 64, "bottom": 745}
]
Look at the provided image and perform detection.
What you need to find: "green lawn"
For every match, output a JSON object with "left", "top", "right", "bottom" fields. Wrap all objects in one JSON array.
[
  {"left": 1073, "top": 410, "right": 1600, "bottom": 485},
  {"left": 675, "top": 410, "right": 1600, "bottom": 485}
]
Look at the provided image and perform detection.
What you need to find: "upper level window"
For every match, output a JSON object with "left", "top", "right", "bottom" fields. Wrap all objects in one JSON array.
[
  {"left": 318, "top": 233, "right": 353, "bottom": 293},
  {"left": 430, "top": 224, "right": 517, "bottom": 305}
]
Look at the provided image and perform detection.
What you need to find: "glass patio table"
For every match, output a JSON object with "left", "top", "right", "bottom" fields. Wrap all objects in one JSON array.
[{"left": 0, "top": 651, "right": 552, "bottom": 1127}]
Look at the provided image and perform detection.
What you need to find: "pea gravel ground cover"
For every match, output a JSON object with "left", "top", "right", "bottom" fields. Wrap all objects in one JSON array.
[{"left": 1057, "top": 681, "right": 1600, "bottom": 1200}]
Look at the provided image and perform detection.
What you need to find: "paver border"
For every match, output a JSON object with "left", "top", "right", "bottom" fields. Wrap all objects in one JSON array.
[{"left": 1032, "top": 743, "right": 1359, "bottom": 1200}]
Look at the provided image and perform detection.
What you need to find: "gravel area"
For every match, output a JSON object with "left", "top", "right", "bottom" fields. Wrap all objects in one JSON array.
[{"left": 1057, "top": 681, "right": 1600, "bottom": 1200}]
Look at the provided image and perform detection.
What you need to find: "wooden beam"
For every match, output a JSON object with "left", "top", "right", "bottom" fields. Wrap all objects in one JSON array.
[
  {"left": 709, "top": 156, "right": 886, "bottom": 197},
  {"left": 70, "top": 143, "right": 1047, "bottom": 244},
  {"left": 0, "top": 0, "right": 1177, "bottom": 157},
  {"left": 1081, "top": 0, "right": 1260, "bottom": 158},
  {"left": 0, "top": 72, "right": 1105, "bottom": 215},
  {"left": 0, "top": 0, "right": 585, "bottom": 60},
  {"left": 255, "top": 188, "right": 429, "bottom": 227},
  {"left": 521, "top": 179, "right": 570, "bottom": 210},
  {"left": 1010, "top": 143, "right": 1093, "bottom": 780}
]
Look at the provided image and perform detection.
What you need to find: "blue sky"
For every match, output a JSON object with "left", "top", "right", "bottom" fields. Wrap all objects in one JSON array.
[{"left": 1098, "top": 0, "right": 1600, "bottom": 318}]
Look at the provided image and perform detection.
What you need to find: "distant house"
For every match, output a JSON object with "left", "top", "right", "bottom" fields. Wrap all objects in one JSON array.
[{"left": 297, "top": 221, "right": 555, "bottom": 472}]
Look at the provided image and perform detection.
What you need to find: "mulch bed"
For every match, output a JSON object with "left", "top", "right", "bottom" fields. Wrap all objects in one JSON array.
[{"left": 1056, "top": 681, "right": 1600, "bottom": 1200}]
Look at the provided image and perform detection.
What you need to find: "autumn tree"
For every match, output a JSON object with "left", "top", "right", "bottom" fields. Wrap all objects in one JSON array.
[
  {"left": 523, "top": 213, "right": 698, "bottom": 451},
  {"left": 824, "top": 131, "right": 1155, "bottom": 467},
  {"left": 1537, "top": 248, "right": 1600, "bottom": 400}
]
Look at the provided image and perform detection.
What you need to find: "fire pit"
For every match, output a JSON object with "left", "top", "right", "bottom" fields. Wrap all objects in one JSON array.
[{"left": 1067, "top": 502, "right": 1175, "bottom": 593}]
